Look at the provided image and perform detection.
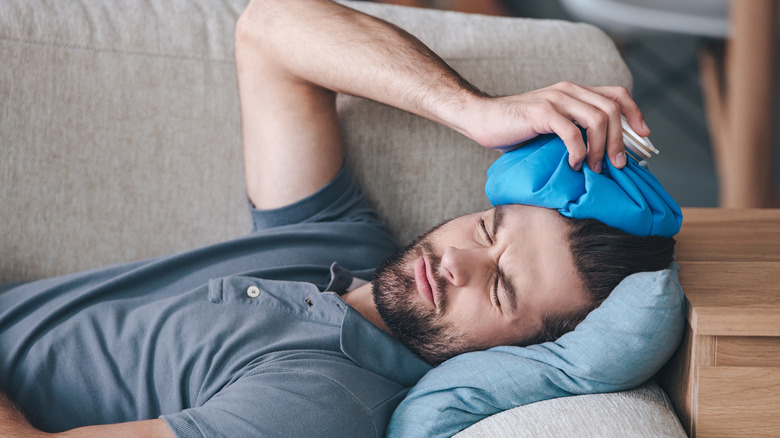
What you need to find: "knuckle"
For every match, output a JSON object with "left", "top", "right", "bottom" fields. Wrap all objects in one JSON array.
[
  {"left": 540, "top": 97, "right": 556, "bottom": 108},
  {"left": 592, "top": 111, "right": 608, "bottom": 129},
  {"left": 606, "top": 100, "right": 621, "bottom": 115},
  {"left": 536, "top": 100, "right": 557, "bottom": 114},
  {"left": 545, "top": 90, "right": 566, "bottom": 101},
  {"left": 561, "top": 124, "right": 581, "bottom": 139},
  {"left": 615, "top": 88, "right": 637, "bottom": 110},
  {"left": 551, "top": 81, "right": 576, "bottom": 94},
  {"left": 613, "top": 86, "right": 630, "bottom": 97}
]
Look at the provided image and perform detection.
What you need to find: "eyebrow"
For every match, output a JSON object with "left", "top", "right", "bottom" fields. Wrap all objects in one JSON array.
[{"left": 492, "top": 206, "right": 518, "bottom": 312}]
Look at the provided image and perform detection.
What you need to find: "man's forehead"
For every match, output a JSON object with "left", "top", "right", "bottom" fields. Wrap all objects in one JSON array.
[{"left": 489, "top": 204, "right": 566, "bottom": 229}]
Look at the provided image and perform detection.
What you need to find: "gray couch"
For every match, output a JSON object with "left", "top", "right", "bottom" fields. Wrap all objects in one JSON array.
[{"left": 1, "top": 0, "right": 685, "bottom": 436}]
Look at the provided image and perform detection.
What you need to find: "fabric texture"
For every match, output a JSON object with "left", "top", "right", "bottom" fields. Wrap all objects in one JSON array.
[
  {"left": 485, "top": 133, "right": 683, "bottom": 237},
  {"left": 388, "top": 265, "right": 686, "bottom": 438},
  {"left": 0, "top": 0, "right": 632, "bottom": 283},
  {"left": 0, "top": 167, "right": 431, "bottom": 437},
  {"left": 454, "top": 381, "right": 686, "bottom": 438}
]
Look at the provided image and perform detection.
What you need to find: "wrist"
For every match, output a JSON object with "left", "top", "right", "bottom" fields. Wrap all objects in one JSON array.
[{"left": 436, "top": 90, "right": 490, "bottom": 144}]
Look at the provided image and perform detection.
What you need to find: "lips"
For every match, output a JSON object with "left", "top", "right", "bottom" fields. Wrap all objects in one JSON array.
[{"left": 415, "top": 256, "right": 437, "bottom": 308}]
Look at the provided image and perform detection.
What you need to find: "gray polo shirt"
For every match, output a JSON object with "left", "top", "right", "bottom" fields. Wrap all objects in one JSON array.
[{"left": 0, "top": 166, "right": 432, "bottom": 437}]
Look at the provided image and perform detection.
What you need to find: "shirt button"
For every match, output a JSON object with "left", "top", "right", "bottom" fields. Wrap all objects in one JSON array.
[{"left": 246, "top": 286, "right": 261, "bottom": 299}]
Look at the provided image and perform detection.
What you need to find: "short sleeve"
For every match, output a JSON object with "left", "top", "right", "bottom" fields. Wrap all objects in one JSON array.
[
  {"left": 249, "top": 165, "right": 384, "bottom": 232},
  {"left": 161, "top": 370, "right": 383, "bottom": 438}
]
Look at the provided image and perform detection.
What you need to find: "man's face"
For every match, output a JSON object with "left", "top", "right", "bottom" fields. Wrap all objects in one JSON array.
[{"left": 372, "top": 204, "right": 590, "bottom": 365}]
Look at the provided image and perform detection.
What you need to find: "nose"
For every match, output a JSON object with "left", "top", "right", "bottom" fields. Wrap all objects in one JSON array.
[{"left": 439, "top": 246, "right": 491, "bottom": 287}]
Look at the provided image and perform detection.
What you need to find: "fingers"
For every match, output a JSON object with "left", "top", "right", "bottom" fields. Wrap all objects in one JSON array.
[
  {"left": 542, "top": 93, "right": 606, "bottom": 171},
  {"left": 543, "top": 82, "right": 648, "bottom": 171},
  {"left": 546, "top": 112, "right": 588, "bottom": 170},
  {"left": 474, "top": 82, "right": 647, "bottom": 173},
  {"left": 590, "top": 85, "right": 650, "bottom": 136},
  {"left": 587, "top": 85, "right": 650, "bottom": 169}
]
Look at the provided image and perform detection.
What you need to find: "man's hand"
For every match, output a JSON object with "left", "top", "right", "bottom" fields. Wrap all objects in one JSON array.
[{"left": 453, "top": 82, "right": 650, "bottom": 173}]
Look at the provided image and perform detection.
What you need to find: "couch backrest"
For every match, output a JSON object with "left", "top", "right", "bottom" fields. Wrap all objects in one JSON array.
[{"left": 0, "top": 0, "right": 631, "bottom": 283}]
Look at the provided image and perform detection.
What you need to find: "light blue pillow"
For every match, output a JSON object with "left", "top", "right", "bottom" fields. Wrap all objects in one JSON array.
[{"left": 387, "top": 264, "right": 686, "bottom": 438}]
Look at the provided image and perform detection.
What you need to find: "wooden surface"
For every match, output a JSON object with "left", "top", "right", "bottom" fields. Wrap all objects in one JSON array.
[
  {"left": 716, "top": 337, "right": 780, "bottom": 367},
  {"left": 675, "top": 209, "right": 780, "bottom": 262},
  {"left": 659, "top": 208, "right": 780, "bottom": 437},
  {"left": 697, "top": 367, "right": 780, "bottom": 437},
  {"left": 675, "top": 209, "right": 780, "bottom": 337},
  {"left": 680, "top": 262, "right": 780, "bottom": 337}
]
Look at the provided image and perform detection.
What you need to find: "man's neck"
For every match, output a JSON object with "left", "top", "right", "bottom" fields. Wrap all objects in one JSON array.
[{"left": 340, "top": 282, "right": 392, "bottom": 335}]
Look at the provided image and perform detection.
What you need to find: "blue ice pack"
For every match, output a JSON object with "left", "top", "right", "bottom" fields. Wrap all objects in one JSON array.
[{"left": 485, "top": 134, "right": 682, "bottom": 237}]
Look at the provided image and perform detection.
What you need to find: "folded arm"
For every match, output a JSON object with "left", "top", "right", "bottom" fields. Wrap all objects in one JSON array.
[
  {"left": 235, "top": 0, "right": 649, "bottom": 210},
  {"left": 235, "top": 0, "right": 485, "bottom": 209}
]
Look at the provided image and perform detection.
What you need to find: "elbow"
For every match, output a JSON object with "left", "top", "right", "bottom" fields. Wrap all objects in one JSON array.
[
  {"left": 235, "top": 0, "right": 278, "bottom": 50},
  {"left": 235, "top": 0, "right": 259, "bottom": 49},
  {"left": 234, "top": 0, "right": 275, "bottom": 73}
]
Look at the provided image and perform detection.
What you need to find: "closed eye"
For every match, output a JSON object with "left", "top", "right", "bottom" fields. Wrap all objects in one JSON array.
[
  {"left": 480, "top": 218, "right": 503, "bottom": 308},
  {"left": 479, "top": 218, "right": 493, "bottom": 245},
  {"left": 492, "top": 274, "right": 501, "bottom": 308}
]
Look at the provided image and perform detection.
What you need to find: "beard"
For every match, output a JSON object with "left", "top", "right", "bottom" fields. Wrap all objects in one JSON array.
[{"left": 371, "top": 223, "right": 475, "bottom": 365}]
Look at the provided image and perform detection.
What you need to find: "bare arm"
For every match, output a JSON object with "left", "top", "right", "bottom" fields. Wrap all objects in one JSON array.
[
  {"left": 0, "top": 389, "right": 46, "bottom": 438},
  {"left": 53, "top": 420, "right": 174, "bottom": 438},
  {"left": 235, "top": 0, "right": 649, "bottom": 208},
  {"left": 235, "top": 0, "right": 485, "bottom": 209},
  {"left": 0, "top": 388, "right": 173, "bottom": 438}
]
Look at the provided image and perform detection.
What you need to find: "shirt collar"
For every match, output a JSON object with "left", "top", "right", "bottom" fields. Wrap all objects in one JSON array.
[
  {"left": 324, "top": 262, "right": 368, "bottom": 294},
  {"left": 340, "top": 306, "right": 432, "bottom": 387},
  {"left": 325, "top": 263, "right": 433, "bottom": 386}
]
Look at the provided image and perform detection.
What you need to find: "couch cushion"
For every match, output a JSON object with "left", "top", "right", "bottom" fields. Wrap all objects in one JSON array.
[
  {"left": 1, "top": 0, "right": 249, "bottom": 283},
  {"left": 455, "top": 381, "right": 686, "bottom": 438}
]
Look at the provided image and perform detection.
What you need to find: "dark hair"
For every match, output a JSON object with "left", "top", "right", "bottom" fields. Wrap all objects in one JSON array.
[{"left": 521, "top": 217, "right": 676, "bottom": 346}]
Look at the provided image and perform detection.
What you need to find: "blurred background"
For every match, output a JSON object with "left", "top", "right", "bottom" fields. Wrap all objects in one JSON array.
[{"left": 365, "top": 0, "right": 780, "bottom": 208}]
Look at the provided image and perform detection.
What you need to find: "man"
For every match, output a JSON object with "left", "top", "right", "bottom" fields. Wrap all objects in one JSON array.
[{"left": 0, "top": 0, "right": 674, "bottom": 436}]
